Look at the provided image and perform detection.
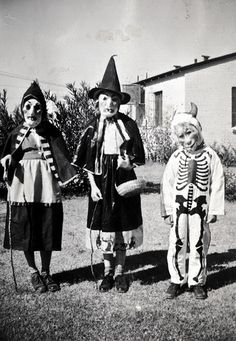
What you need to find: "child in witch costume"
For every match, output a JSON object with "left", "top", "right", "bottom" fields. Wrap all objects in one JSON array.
[
  {"left": 161, "top": 103, "right": 224, "bottom": 299},
  {"left": 73, "top": 56, "right": 145, "bottom": 293},
  {"left": 1, "top": 81, "right": 77, "bottom": 293}
]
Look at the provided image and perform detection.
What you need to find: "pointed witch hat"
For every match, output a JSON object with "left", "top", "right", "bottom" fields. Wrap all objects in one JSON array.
[
  {"left": 21, "top": 80, "right": 47, "bottom": 116},
  {"left": 88, "top": 55, "right": 131, "bottom": 104}
]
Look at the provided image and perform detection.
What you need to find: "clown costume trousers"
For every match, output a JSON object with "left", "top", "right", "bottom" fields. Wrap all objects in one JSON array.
[{"left": 167, "top": 213, "right": 211, "bottom": 287}]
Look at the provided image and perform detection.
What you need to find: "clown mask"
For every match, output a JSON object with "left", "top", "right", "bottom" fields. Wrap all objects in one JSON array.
[
  {"left": 174, "top": 123, "right": 203, "bottom": 153},
  {"left": 97, "top": 91, "right": 121, "bottom": 119},
  {"left": 22, "top": 99, "right": 42, "bottom": 128}
]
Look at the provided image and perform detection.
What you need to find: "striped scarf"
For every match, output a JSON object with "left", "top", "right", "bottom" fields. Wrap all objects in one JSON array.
[
  {"left": 95, "top": 117, "right": 130, "bottom": 175},
  {"left": 15, "top": 123, "right": 62, "bottom": 185}
]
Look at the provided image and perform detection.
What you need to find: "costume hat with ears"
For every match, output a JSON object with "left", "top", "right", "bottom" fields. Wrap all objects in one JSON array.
[
  {"left": 21, "top": 80, "right": 47, "bottom": 117},
  {"left": 88, "top": 55, "right": 131, "bottom": 105},
  {"left": 171, "top": 102, "right": 202, "bottom": 134}
]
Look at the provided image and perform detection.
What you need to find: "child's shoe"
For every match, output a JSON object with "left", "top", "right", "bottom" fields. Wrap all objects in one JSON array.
[
  {"left": 41, "top": 272, "right": 60, "bottom": 292},
  {"left": 193, "top": 285, "right": 207, "bottom": 299},
  {"left": 115, "top": 275, "right": 129, "bottom": 293},
  {"left": 165, "top": 283, "right": 180, "bottom": 299},
  {"left": 99, "top": 274, "right": 114, "bottom": 292},
  {"left": 31, "top": 272, "right": 47, "bottom": 293}
]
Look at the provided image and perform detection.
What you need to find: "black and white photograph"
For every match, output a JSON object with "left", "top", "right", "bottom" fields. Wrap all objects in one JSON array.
[{"left": 0, "top": 1, "right": 235, "bottom": 340}]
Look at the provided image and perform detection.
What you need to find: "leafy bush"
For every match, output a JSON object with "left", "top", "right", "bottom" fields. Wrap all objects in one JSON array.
[
  {"left": 45, "top": 82, "right": 96, "bottom": 195},
  {"left": 210, "top": 143, "right": 236, "bottom": 201},
  {"left": 0, "top": 89, "right": 17, "bottom": 154},
  {"left": 224, "top": 168, "right": 236, "bottom": 201},
  {"left": 45, "top": 82, "right": 96, "bottom": 155},
  {"left": 211, "top": 142, "right": 236, "bottom": 167},
  {"left": 140, "top": 126, "right": 176, "bottom": 164}
]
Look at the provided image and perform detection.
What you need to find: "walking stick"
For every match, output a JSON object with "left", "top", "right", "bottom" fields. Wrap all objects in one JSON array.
[
  {"left": 3, "top": 161, "right": 18, "bottom": 292},
  {"left": 7, "top": 186, "right": 18, "bottom": 292},
  {"left": 89, "top": 201, "right": 100, "bottom": 290}
]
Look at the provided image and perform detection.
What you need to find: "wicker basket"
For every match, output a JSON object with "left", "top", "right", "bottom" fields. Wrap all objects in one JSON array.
[{"left": 115, "top": 179, "right": 146, "bottom": 198}]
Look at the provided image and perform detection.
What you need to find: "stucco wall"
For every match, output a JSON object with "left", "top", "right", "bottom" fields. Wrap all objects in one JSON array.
[
  {"left": 144, "top": 59, "right": 236, "bottom": 145},
  {"left": 144, "top": 75, "right": 185, "bottom": 126},
  {"left": 185, "top": 60, "right": 236, "bottom": 145}
]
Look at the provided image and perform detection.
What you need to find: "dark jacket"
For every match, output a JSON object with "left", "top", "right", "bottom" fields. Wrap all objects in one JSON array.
[
  {"left": 73, "top": 112, "right": 145, "bottom": 173},
  {"left": 1, "top": 121, "right": 77, "bottom": 185}
]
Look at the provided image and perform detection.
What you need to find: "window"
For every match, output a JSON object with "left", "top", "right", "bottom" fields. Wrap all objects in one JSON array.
[
  {"left": 232, "top": 87, "right": 236, "bottom": 127},
  {"left": 140, "top": 87, "right": 145, "bottom": 104},
  {"left": 154, "top": 91, "right": 162, "bottom": 126}
]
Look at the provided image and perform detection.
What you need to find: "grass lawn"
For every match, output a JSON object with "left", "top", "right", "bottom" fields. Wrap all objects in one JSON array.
[
  {"left": 0, "top": 193, "right": 235, "bottom": 341},
  {"left": 0, "top": 161, "right": 236, "bottom": 341}
]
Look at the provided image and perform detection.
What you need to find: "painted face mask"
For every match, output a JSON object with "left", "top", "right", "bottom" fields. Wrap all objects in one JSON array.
[
  {"left": 175, "top": 123, "right": 202, "bottom": 152},
  {"left": 23, "top": 99, "right": 42, "bottom": 128},
  {"left": 98, "top": 91, "right": 121, "bottom": 119}
]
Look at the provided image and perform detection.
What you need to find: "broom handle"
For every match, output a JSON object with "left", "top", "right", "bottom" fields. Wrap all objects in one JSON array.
[{"left": 6, "top": 183, "right": 18, "bottom": 292}]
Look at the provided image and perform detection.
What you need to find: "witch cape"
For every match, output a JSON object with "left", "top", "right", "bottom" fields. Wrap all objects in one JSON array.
[
  {"left": 1, "top": 120, "right": 77, "bottom": 185},
  {"left": 72, "top": 112, "right": 145, "bottom": 173}
]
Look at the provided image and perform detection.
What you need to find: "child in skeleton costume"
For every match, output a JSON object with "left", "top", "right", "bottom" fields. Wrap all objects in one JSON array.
[
  {"left": 1, "top": 81, "right": 77, "bottom": 293},
  {"left": 161, "top": 103, "right": 224, "bottom": 299},
  {"left": 73, "top": 56, "right": 145, "bottom": 293}
]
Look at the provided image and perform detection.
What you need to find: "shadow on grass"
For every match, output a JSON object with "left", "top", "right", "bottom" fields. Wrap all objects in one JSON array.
[
  {"left": 207, "top": 249, "right": 236, "bottom": 289},
  {"left": 54, "top": 249, "right": 236, "bottom": 289},
  {"left": 53, "top": 250, "right": 167, "bottom": 285}
]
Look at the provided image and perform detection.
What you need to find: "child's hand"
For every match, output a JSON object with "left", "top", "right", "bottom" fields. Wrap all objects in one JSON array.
[
  {"left": 117, "top": 154, "right": 133, "bottom": 170},
  {"left": 1, "top": 154, "right": 12, "bottom": 182},
  {"left": 90, "top": 184, "right": 103, "bottom": 202},
  {"left": 1, "top": 154, "right": 12, "bottom": 169},
  {"left": 206, "top": 215, "right": 217, "bottom": 224},
  {"left": 164, "top": 215, "right": 173, "bottom": 226}
]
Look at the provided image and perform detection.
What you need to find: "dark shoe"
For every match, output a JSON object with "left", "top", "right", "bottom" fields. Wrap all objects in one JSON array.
[
  {"left": 193, "top": 285, "right": 207, "bottom": 299},
  {"left": 41, "top": 272, "right": 60, "bottom": 292},
  {"left": 31, "top": 272, "right": 47, "bottom": 293},
  {"left": 99, "top": 274, "right": 114, "bottom": 292},
  {"left": 115, "top": 275, "right": 129, "bottom": 293},
  {"left": 166, "top": 283, "right": 180, "bottom": 299}
]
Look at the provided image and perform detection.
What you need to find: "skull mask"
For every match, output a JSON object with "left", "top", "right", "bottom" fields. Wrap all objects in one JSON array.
[{"left": 22, "top": 98, "right": 42, "bottom": 128}]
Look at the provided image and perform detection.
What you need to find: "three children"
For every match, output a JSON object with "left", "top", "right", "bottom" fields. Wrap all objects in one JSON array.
[{"left": 1, "top": 72, "right": 225, "bottom": 300}]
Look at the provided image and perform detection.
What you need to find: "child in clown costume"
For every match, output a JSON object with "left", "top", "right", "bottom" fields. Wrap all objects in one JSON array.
[
  {"left": 161, "top": 103, "right": 224, "bottom": 299},
  {"left": 73, "top": 56, "right": 145, "bottom": 293},
  {"left": 1, "top": 81, "right": 77, "bottom": 293}
]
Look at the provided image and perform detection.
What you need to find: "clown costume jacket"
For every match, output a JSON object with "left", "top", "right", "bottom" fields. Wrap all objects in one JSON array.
[
  {"left": 1, "top": 120, "right": 78, "bottom": 251},
  {"left": 161, "top": 145, "right": 224, "bottom": 286},
  {"left": 73, "top": 112, "right": 145, "bottom": 252}
]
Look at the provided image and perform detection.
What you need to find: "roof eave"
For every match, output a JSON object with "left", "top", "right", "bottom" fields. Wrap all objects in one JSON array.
[{"left": 134, "top": 52, "right": 236, "bottom": 86}]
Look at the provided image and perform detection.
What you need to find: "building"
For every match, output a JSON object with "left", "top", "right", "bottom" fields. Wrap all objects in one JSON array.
[
  {"left": 126, "top": 52, "right": 236, "bottom": 145},
  {"left": 121, "top": 83, "right": 145, "bottom": 126}
]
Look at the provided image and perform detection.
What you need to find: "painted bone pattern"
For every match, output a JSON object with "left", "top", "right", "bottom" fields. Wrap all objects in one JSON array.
[{"left": 176, "top": 150, "right": 209, "bottom": 192}]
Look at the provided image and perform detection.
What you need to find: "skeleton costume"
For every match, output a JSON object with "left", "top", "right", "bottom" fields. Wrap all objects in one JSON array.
[{"left": 161, "top": 105, "right": 224, "bottom": 287}]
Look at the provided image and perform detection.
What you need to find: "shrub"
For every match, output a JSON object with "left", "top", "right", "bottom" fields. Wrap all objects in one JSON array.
[
  {"left": 140, "top": 126, "right": 176, "bottom": 164},
  {"left": 210, "top": 143, "right": 236, "bottom": 201},
  {"left": 0, "top": 89, "right": 17, "bottom": 153},
  {"left": 45, "top": 82, "right": 96, "bottom": 155},
  {"left": 211, "top": 142, "right": 236, "bottom": 167},
  {"left": 45, "top": 82, "right": 96, "bottom": 195},
  {"left": 224, "top": 168, "right": 236, "bottom": 201}
]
